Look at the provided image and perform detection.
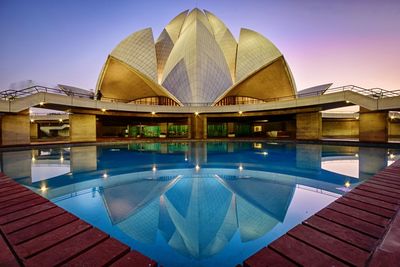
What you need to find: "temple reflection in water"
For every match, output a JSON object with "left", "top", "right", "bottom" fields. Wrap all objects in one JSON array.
[
  {"left": 101, "top": 173, "right": 294, "bottom": 258},
  {"left": 0, "top": 142, "right": 398, "bottom": 261}
]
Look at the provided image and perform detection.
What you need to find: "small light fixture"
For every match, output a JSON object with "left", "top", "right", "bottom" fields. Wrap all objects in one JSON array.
[
  {"left": 390, "top": 115, "right": 395, "bottom": 119},
  {"left": 344, "top": 181, "right": 351, "bottom": 188},
  {"left": 40, "top": 185, "right": 48, "bottom": 192},
  {"left": 389, "top": 154, "right": 395, "bottom": 159},
  {"left": 194, "top": 112, "right": 199, "bottom": 116},
  {"left": 346, "top": 101, "right": 350, "bottom": 104},
  {"left": 184, "top": 157, "right": 188, "bottom": 161},
  {"left": 238, "top": 164, "right": 243, "bottom": 171},
  {"left": 59, "top": 119, "right": 63, "bottom": 122},
  {"left": 101, "top": 108, "right": 106, "bottom": 112},
  {"left": 30, "top": 119, "right": 34, "bottom": 123},
  {"left": 39, "top": 102, "right": 44, "bottom": 106},
  {"left": 103, "top": 173, "right": 108, "bottom": 179},
  {"left": 32, "top": 156, "right": 36, "bottom": 162},
  {"left": 60, "top": 156, "right": 64, "bottom": 162},
  {"left": 355, "top": 153, "right": 359, "bottom": 157},
  {"left": 238, "top": 111, "right": 243, "bottom": 115},
  {"left": 151, "top": 111, "right": 156, "bottom": 115},
  {"left": 29, "top": 110, "right": 33, "bottom": 114},
  {"left": 195, "top": 164, "right": 200, "bottom": 171},
  {"left": 263, "top": 151, "right": 268, "bottom": 156},
  {"left": 152, "top": 165, "right": 157, "bottom": 172}
]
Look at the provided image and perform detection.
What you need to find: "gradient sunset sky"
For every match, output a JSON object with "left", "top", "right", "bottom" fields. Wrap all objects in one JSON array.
[{"left": 0, "top": 0, "right": 399, "bottom": 91}]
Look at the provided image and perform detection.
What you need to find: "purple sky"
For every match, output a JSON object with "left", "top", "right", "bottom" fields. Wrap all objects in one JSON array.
[{"left": 0, "top": 0, "right": 399, "bottom": 91}]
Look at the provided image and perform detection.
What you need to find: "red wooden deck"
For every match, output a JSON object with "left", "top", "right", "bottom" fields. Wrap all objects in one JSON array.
[
  {"left": 0, "top": 173, "right": 157, "bottom": 267},
  {"left": 244, "top": 159, "right": 400, "bottom": 267}
]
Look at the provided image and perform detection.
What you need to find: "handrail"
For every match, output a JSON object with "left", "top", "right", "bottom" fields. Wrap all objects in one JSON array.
[
  {"left": 0, "top": 85, "right": 94, "bottom": 100},
  {"left": 1, "top": 84, "right": 399, "bottom": 106}
]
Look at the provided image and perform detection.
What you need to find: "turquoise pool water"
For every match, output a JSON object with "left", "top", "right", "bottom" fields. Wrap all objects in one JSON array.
[{"left": 1, "top": 142, "right": 398, "bottom": 266}]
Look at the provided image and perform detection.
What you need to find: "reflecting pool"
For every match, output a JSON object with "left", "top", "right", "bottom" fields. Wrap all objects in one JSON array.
[{"left": 1, "top": 142, "right": 398, "bottom": 266}]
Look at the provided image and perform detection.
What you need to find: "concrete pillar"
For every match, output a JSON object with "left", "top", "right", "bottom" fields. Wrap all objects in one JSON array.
[
  {"left": 285, "top": 120, "right": 296, "bottom": 139},
  {"left": 160, "top": 123, "right": 168, "bottom": 136},
  {"left": 227, "top": 122, "right": 235, "bottom": 135},
  {"left": 69, "top": 114, "right": 96, "bottom": 142},
  {"left": 96, "top": 120, "right": 103, "bottom": 137},
  {"left": 322, "top": 119, "right": 359, "bottom": 139},
  {"left": 296, "top": 112, "right": 322, "bottom": 140},
  {"left": 30, "top": 123, "right": 39, "bottom": 139},
  {"left": 359, "top": 109, "right": 388, "bottom": 142},
  {"left": 190, "top": 114, "right": 207, "bottom": 139},
  {"left": 388, "top": 120, "right": 400, "bottom": 139},
  {"left": 1, "top": 114, "right": 30, "bottom": 145},
  {"left": 187, "top": 117, "right": 192, "bottom": 139}
]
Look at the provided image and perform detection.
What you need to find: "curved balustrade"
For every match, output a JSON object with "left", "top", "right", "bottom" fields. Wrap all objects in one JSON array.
[{"left": 1, "top": 85, "right": 399, "bottom": 106}]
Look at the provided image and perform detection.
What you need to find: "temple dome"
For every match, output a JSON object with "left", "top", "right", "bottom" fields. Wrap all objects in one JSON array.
[{"left": 96, "top": 9, "right": 296, "bottom": 106}]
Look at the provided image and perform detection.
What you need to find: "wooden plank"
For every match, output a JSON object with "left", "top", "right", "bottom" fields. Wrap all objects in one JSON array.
[
  {"left": 351, "top": 188, "right": 400, "bottom": 205},
  {"left": 327, "top": 202, "right": 389, "bottom": 227},
  {"left": 0, "top": 173, "right": 158, "bottom": 267},
  {"left": 303, "top": 215, "right": 377, "bottom": 252},
  {"left": 110, "top": 250, "right": 157, "bottom": 267},
  {"left": 0, "top": 197, "right": 48, "bottom": 217},
  {"left": 0, "top": 233, "right": 20, "bottom": 267},
  {"left": 316, "top": 209, "right": 385, "bottom": 238},
  {"left": 14, "top": 220, "right": 91, "bottom": 259},
  {"left": 7, "top": 213, "right": 77, "bottom": 245},
  {"left": 357, "top": 184, "right": 400, "bottom": 199},
  {"left": 0, "top": 202, "right": 56, "bottom": 225},
  {"left": 361, "top": 182, "right": 400, "bottom": 194},
  {"left": 0, "top": 186, "right": 28, "bottom": 197},
  {"left": 2, "top": 207, "right": 65, "bottom": 234},
  {"left": 268, "top": 234, "right": 347, "bottom": 266},
  {"left": 372, "top": 176, "right": 400, "bottom": 186},
  {"left": 23, "top": 228, "right": 108, "bottom": 267},
  {"left": 0, "top": 184, "right": 22, "bottom": 194},
  {"left": 288, "top": 224, "right": 370, "bottom": 266},
  {"left": 0, "top": 180, "right": 18, "bottom": 188},
  {"left": 345, "top": 192, "right": 398, "bottom": 211},
  {"left": 380, "top": 169, "right": 400, "bottom": 176},
  {"left": 243, "top": 247, "right": 296, "bottom": 267},
  {"left": 61, "top": 237, "right": 130, "bottom": 267},
  {"left": 367, "top": 179, "right": 400, "bottom": 190},
  {"left": 0, "top": 190, "right": 33, "bottom": 204},
  {"left": 373, "top": 173, "right": 400, "bottom": 183},
  {"left": 0, "top": 193, "right": 42, "bottom": 210},
  {"left": 337, "top": 196, "right": 395, "bottom": 218}
]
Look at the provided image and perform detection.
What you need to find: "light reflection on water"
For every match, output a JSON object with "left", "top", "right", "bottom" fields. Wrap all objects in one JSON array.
[{"left": 1, "top": 142, "right": 398, "bottom": 267}]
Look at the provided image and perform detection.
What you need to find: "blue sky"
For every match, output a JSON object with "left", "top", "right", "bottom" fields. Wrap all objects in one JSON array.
[{"left": 0, "top": 0, "right": 399, "bottom": 91}]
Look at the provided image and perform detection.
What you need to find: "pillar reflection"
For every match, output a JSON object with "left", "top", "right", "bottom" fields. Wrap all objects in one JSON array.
[{"left": 359, "top": 147, "right": 387, "bottom": 181}]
